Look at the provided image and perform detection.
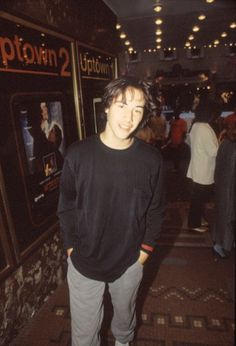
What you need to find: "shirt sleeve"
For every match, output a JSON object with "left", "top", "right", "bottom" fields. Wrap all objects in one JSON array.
[
  {"left": 203, "top": 126, "right": 219, "bottom": 157},
  {"left": 57, "top": 156, "right": 78, "bottom": 250},
  {"left": 141, "top": 155, "right": 166, "bottom": 253}
]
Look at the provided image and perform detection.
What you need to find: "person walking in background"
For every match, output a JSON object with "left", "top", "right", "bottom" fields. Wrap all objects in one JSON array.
[
  {"left": 57, "top": 77, "right": 165, "bottom": 346},
  {"left": 187, "top": 99, "right": 219, "bottom": 232},
  {"left": 212, "top": 123, "right": 236, "bottom": 258},
  {"left": 163, "top": 110, "right": 189, "bottom": 172},
  {"left": 218, "top": 107, "right": 236, "bottom": 143},
  {"left": 149, "top": 108, "right": 167, "bottom": 149}
]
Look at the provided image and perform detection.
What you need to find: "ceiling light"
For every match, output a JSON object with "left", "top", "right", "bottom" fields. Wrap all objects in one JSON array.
[
  {"left": 156, "top": 45, "right": 161, "bottom": 49},
  {"left": 214, "top": 39, "right": 220, "bottom": 45},
  {"left": 120, "top": 32, "right": 126, "bottom": 39},
  {"left": 155, "top": 18, "right": 163, "bottom": 25},
  {"left": 128, "top": 47, "right": 133, "bottom": 52},
  {"left": 156, "top": 29, "right": 162, "bottom": 35},
  {"left": 230, "top": 22, "right": 236, "bottom": 29},
  {"left": 206, "top": 0, "right": 214, "bottom": 3},
  {"left": 156, "top": 37, "right": 162, "bottom": 43},
  {"left": 198, "top": 14, "right": 206, "bottom": 20},
  {"left": 188, "top": 35, "right": 194, "bottom": 40},
  {"left": 116, "top": 23, "right": 121, "bottom": 30},
  {"left": 185, "top": 42, "right": 191, "bottom": 47},
  {"left": 192, "top": 25, "right": 200, "bottom": 32},
  {"left": 124, "top": 40, "right": 130, "bottom": 45},
  {"left": 221, "top": 32, "right": 227, "bottom": 38},
  {"left": 154, "top": 4, "right": 162, "bottom": 12}
]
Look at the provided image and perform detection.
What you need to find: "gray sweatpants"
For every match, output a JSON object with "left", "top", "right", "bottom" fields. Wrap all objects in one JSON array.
[{"left": 67, "top": 257, "right": 143, "bottom": 346}]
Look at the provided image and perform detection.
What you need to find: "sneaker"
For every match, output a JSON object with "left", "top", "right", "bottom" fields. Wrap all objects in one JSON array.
[
  {"left": 201, "top": 220, "right": 209, "bottom": 227},
  {"left": 213, "top": 244, "right": 227, "bottom": 258},
  {"left": 191, "top": 227, "right": 208, "bottom": 233}
]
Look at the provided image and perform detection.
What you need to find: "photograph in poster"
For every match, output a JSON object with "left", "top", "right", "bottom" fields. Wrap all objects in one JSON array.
[{"left": 13, "top": 96, "right": 66, "bottom": 221}]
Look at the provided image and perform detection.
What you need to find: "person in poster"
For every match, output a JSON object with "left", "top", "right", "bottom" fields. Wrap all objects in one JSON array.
[{"left": 19, "top": 99, "right": 65, "bottom": 206}]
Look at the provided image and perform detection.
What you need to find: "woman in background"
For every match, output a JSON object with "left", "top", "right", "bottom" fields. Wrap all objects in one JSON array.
[
  {"left": 212, "top": 123, "right": 236, "bottom": 258},
  {"left": 186, "top": 99, "right": 219, "bottom": 232}
]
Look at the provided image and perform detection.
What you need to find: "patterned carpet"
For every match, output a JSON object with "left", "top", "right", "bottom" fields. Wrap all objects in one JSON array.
[
  {"left": 10, "top": 167, "right": 235, "bottom": 346},
  {"left": 10, "top": 245, "right": 235, "bottom": 346}
]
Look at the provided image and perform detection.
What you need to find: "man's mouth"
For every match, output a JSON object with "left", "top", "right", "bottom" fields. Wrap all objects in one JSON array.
[{"left": 119, "top": 124, "right": 132, "bottom": 131}]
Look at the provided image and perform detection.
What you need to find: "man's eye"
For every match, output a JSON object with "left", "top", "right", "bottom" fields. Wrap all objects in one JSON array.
[{"left": 118, "top": 103, "right": 125, "bottom": 108}]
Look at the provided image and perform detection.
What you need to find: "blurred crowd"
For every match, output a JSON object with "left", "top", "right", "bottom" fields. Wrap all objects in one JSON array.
[{"left": 136, "top": 78, "right": 236, "bottom": 260}]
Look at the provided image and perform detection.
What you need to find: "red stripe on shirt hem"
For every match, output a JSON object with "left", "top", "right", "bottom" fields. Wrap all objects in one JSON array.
[{"left": 141, "top": 244, "right": 154, "bottom": 252}]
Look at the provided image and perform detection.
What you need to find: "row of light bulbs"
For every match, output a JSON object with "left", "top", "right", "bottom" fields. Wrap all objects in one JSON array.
[
  {"left": 184, "top": 17, "right": 236, "bottom": 49},
  {"left": 116, "top": 23, "right": 134, "bottom": 52},
  {"left": 153, "top": 0, "right": 236, "bottom": 51},
  {"left": 143, "top": 42, "right": 236, "bottom": 54},
  {"left": 154, "top": 0, "right": 217, "bottom": 12},
  {"left": 116, "top": 0, "right": 236, "bottom": 53}
]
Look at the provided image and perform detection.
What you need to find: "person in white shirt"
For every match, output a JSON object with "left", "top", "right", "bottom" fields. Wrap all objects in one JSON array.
[{"left": 187, "top": 99, "right": 219, "bottom": 232}]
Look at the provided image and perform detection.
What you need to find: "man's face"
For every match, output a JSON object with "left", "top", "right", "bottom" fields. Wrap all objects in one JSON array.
[
  {"left": 40, "top": 102, "right": 49, "bottom": 120},
  {"left": 105, "top": 87, "right": 145, "bottom": 141}
]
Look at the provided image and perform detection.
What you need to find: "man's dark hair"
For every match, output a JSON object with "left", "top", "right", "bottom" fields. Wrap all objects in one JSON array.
[
  {"left": 194, "top": 99, "right": 221, "bottom": 123},
  {"left": 102, "top": 77, "right": 146, "bottom": 107},
  {"left": 102, "top": 76, "right": 158, "bottom": 118}
]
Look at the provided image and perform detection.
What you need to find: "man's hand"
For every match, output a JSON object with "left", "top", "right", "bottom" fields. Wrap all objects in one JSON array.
[
  {"left": 67, "top": 248, "right": 73, "bottom": 257},
  {"left": 138, "top": 250, "right": 149, "bottom": 265}
]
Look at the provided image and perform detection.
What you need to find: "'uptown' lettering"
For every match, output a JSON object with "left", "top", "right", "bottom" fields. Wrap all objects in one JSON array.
[
  {"left": 0, "top": 34, "right": 71, "bottom": 76},
  {"left": 80, "top": 53, "right": 110, "bottom": 76}
]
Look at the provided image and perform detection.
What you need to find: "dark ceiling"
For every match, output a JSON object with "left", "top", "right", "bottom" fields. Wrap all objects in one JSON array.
[{"left": 103, "top": 0, "right": 236, "bottom": 52}]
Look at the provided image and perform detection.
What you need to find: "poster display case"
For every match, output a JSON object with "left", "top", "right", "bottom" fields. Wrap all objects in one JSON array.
[
  {"left": 0, "top": 13, "right": 79, "bottom": 265},
  {"left": 77, "top": 44, "right": 117, "bottom": 136}
]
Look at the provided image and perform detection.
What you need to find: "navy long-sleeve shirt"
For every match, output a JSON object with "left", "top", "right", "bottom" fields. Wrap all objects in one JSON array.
[{"left": 57, "top": 135, "right": 165, "bottom": 282}]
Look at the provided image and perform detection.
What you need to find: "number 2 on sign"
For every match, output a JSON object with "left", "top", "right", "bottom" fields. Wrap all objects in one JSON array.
[{"left": 59, "top": 47, "right": 71, "bottom": 77}]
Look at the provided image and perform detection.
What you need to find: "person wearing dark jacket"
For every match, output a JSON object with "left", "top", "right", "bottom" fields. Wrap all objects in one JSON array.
[
  {"left": 57, "top": 77, "right": 165, "bottom": 346},
  {"left": 212, "top": 124, "right": 236, "bottom": 258}
]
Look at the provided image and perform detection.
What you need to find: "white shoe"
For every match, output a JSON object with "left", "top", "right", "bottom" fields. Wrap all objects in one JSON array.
[
  {"left": 191, "top": 227, "right": 208, "bottom": 233},
  {"left": 115, "top": 341, "right": 130, "bottom": 346},
  {"left": 201, "top": 220, "right": 209, "bottom": 227}
]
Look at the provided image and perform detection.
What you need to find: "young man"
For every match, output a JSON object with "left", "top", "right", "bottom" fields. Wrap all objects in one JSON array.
[{"left": 57, "top": 77, "right": 165, "bottom": 346}]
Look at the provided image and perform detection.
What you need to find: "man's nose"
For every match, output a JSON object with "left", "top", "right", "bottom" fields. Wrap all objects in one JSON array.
[{"left": 123, "top": 107, "right": 133, "bottom": 122}]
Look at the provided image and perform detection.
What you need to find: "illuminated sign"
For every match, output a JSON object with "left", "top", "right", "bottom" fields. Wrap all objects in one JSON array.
[
  {"left": 0, "top": 17, "right": 71, "bottom": 77},
  {"left": 78, "top": 45, "right": 115, "bottom": 80}
]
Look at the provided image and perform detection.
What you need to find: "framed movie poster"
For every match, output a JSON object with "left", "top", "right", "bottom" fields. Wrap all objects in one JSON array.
[
  {"left": 0, "top": 14, "right": 80, "bottom": 261},
  {"left": 12, "top": 93, "right": 66, "bottom": 223},
  {"left": 0, "top": 92, "right": 68, "bottom": 255}
]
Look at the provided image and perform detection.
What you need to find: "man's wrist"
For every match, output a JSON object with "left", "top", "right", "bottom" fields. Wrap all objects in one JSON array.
[
  {"left": 141, "top": 243, "right": 154, "bottom": 255},
  {"left": 67, "top": 248, "right": 73, "bottom": 257},
  {"left": 138, "top": 250, "right": 149, "bottom": 265}
]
